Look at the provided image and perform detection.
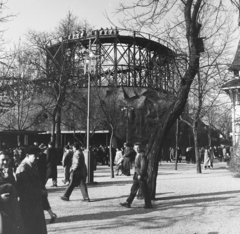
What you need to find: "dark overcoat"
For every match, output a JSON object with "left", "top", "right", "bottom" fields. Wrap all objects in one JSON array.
[
  {"left": 16, "top": 158, "right": 47, "bottom": 234},
  {"left": 46, "top": 147, "right": 58, "bottom": 179}
]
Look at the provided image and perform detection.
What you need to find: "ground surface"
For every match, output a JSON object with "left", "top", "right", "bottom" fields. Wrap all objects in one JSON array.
[{"left": 45, "top": 160, "right": 240, "bottom": 234}]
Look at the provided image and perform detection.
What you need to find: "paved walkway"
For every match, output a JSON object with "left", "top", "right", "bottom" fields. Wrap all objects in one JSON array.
[{"left": 46, "top": 160, "right": 240, "bottom": 234}]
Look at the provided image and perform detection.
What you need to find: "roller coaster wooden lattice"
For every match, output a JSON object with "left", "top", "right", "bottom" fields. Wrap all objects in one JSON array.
[{"left": 46, "top": 28, "right": 177, "bottom": 92}]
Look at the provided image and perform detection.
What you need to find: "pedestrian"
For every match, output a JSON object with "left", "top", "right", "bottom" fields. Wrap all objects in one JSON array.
[
  {"left": 208, "top": 146, "right": 214, "bottom": 169},
  {"left": 169, "top": 147, "right": 174, "bottom": 162},
  {"left": 61, "top": 142, "right": 90, "bottom": 202},
  {"left": 46, "top": 142, "right": 58, "bottom": 187},
  {"left": 62, "top": 145, "right": 73, "bottom": 184},
  {"left": 121, "top": 143, "right": 136, "bottom": 176},
  {"left": 176, "top": 147, "right": 182, "bottom": 163},
  {"left": 186, "top": 147, "right": 191, "bottom": 163},
  {"left": 202, "top": 146, "right": 211, "bottom": 169},
  {"left": 16, "top": 146, "right": 47, "bottom": 234},
  {"left": 114, "top": 148, "right": 123, "bottom": 176},
  {"left": 120, "top": 142, "right": 152, "bottom": 209},
  {"left": 0, "top": 151, "right": 24, "bottom": 234},
  {"left": 38, "top": 143, "right": 57, "bottom": 224}
]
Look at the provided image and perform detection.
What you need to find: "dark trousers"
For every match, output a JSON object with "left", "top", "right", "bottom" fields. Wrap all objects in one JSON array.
[
  {"left": 126, "top": 174, "right": 152, "bottom": 206},
  {"left": 63, "top": 171, "right": 89, "bottom": 199}
]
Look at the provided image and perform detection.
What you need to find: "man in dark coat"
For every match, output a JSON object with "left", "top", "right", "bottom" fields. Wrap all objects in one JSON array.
[
  {"left": 16, "top": 146, "right": 47, "bottom": 234},
  {"left": 62, "top": 145, "right": 73, "bottom": 184},
  {"left": 120, "top": 142, "right": 152, "bottom": 209},
  {"left": 61, "top": 142, "right": 90, "bottom": 202},
  {"left": 46, "top": 142, "right": 58, "bottom": 187}
]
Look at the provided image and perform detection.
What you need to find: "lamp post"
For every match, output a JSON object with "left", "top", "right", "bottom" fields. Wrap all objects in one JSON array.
[
  {"left": 84, "top": 40, "right": 97, "bottom": 183},
  {"left": 121, "top": 106, "right": 134, "bottom": 143}
]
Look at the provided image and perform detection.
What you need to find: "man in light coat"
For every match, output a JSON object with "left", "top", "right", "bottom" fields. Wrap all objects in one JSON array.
[{"left": 61, "top": 142, "right": 90, "bottom": 202}]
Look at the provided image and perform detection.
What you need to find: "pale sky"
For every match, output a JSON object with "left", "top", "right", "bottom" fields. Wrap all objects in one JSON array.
[{"left": 3, "top": 0, "right": 128, "bottom": 45}]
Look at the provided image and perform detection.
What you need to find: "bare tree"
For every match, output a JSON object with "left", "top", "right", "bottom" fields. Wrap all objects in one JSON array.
[
  {"left": 25, "top": 12, "right": 93, "bottom": 147},
  {"left": 116, "top": 1, "right": 236, "bottom": 198}
]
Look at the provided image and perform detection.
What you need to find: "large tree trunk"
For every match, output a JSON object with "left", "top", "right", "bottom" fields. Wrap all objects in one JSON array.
[{"left": 146, "top": 0, "right": 202, "bottom": 200}]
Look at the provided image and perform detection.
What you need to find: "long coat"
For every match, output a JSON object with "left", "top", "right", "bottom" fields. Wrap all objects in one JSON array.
[
  {"left": 16, "top": 158, "right": 47, "bottom": 234},
  {"left": 37, "top": 150, "right": 51, "bottom": 211},
  {"left": 0, "top": 169, "right": 24, "bottom": 234},
  {"left": 46, "top": 147, "right": 58, "bottom": 180},
  {"left": 71, "top": 150, "right": 87, "bottom": 177}
]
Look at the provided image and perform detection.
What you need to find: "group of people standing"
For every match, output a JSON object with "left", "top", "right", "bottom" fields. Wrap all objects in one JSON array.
[{"left": 114, "top": 142, "right": 136, "bottom": 176}]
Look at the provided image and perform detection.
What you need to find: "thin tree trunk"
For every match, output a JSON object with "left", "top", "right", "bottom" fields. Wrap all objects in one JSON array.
[
  {"left": 193, "top": 122, "right": 202, "bottom": 173},
  {"left": 175, "top": 119, "right": 179, "bottom": 170},
  {"left": 56, "top": 106, "right": 62, "bottom": 148},
  {"left": 109, "top": 126, "right": 114, "bottom": 178}
]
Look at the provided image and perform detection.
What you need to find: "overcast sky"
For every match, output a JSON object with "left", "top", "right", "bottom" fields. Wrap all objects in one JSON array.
[{"left": 3, "top": 0, "right": 127, "bottom": 45}]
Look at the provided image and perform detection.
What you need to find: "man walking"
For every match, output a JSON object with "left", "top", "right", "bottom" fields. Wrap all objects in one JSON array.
[
  {"left": 60, "top": 142, "right": 90, "bottom": 202},
  {"left": 120, "top": 142, "right": 152, "bottom": 209},
  {"left": 46, "top": 142, "right": 58, "bottom": 187}
]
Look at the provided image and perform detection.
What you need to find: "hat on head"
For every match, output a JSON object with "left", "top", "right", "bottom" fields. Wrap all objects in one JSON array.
[{"left": 27, "top": 146, "right": 40, "bottom": 155}]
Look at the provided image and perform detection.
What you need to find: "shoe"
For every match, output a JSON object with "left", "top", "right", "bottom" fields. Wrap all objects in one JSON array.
[
  {"left": 143, "top": 204, "right": 153, "bottom": 209},
  {"left": 120, "top": 202, "right": 130, "bottom": 208},
  {"left": 115, "top": 173, "right": 119, "bottom": 176},
  {"left": 82, "top": 198, "right": 90, "bottom": 202},
  {"left": 62, "top": 180, "right": 67, "bottom": 184},
  {"left": 60, "top": 196, "right": 69, "bottom": 201},
  {"left": 49, "top": 213, "right": 57, "bottom": 224},
  {"left": 51, "top": 184, "right": 58, "bottom": 187}
]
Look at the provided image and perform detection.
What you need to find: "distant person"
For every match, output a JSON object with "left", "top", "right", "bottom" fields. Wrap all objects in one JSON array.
[
  {"left": 208, "top": 147, "right": 214, "bottom": 169},
  {"left": 176, "top": 147, "right": 182, "bottom": 163},
  {"left": 16, "top": 146, "right": 47, "bottom": 234},
  {"left": 61, "top": 142, "right": 90, "bottom": 202},
  {"left": 218, "top": 146, "right": 223, "bottom": 162},
  {"left": 202, "top": 146, "right": 211, "bottom": 169},
  {"left": 46, "top": 142, "right": 58, "bottom": 187},
  {"left": 186, "top": 147, "right": 191, "bottom": 163},
  {"left": 62, "top": 145, "right": 73, "bottom": 184},
  {"left": 114, "top": 148, "right": 123, "bottom": 176},
  {"left": 121, "top": 143, "right": 136, "bottom": 176},
  {"left": 120, "top": 142, "right": 152, "bottom": 209},
  {"left": 169, "top": 147, "right": 174, "bottom": 162}
]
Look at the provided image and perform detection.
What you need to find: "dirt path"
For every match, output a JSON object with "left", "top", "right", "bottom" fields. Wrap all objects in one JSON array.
[{"left": 46, "top": 160, "right": 240, "bottom": 234}]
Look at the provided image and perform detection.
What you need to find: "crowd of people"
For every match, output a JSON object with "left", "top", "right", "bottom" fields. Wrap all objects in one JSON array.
[
  {"left": 1, "top": 138, "right": 231, "bottom": 233},
  {"left": 0, "top": 140, "right": 154, "bottom": 233},
  {"left": 163, "top": 145, "right": 231, "bottom": 169}
]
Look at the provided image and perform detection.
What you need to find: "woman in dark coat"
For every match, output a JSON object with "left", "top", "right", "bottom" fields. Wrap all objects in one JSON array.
[
  {"left": 46, "top": 142, "right": 58, "bottom": 187},
  {"left": 38, "top": 144, "right": 57, "bottom": 223},
  {"left": 121, "top": 143, "right": 136, "bottom": 176},
  {"left": 16, "top": 146, "right": 47, "bottom": 234},
  {"left": 62, "top": 145, "right": 73, "bottom": 184},
  {"left": 0, "top": 151, "right": 24, "bottom": 234}
]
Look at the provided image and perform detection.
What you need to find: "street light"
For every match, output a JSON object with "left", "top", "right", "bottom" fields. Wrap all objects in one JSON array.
[
  {"left": 83, "top": 40, "right": 98, "bottom": 183},
  {"left": 121, "top": 106, "right": 134, "bottom": 143}
]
